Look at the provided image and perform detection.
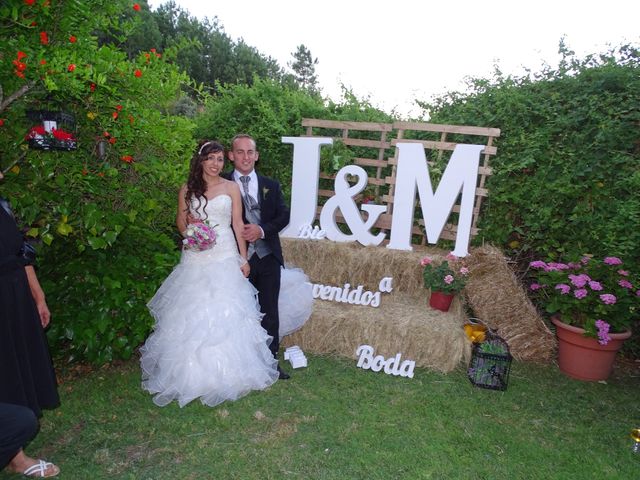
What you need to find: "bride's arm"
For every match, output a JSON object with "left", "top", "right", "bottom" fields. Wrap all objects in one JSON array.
[
  {"left": 229, "top": 182, "right": 249, "bottom": 268},
  {"left": 176, "top": 184, "right": 189, "bottom": 235}
]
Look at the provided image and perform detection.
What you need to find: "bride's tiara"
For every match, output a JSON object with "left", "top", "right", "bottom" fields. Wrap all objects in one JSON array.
[{"left": 198, "top": 141, "right": 213, "bottom": 155}]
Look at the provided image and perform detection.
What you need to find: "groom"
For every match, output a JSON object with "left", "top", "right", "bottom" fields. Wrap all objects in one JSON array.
[{"left": 226, "top": 134, "right": 291, "bottom": 379}]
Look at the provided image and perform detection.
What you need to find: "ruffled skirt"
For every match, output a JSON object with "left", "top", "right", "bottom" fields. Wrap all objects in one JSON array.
[{"left": 140, "top": 254, "right": 278, "bottom": 407}]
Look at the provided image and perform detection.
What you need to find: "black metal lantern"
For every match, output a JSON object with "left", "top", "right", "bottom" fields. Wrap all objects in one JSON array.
[{"left": 25, "top": 110, "right": 77, "bottom": 151}]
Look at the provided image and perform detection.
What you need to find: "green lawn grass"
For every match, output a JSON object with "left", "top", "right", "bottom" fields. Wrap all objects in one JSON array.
[{"left": 3, "top": 355, "right": 639, "bottom": 479}]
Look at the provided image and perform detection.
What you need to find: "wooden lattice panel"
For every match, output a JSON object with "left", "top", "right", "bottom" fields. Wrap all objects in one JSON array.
[{"left": 301, "top": 118, "right": 500, "bottom": 246}]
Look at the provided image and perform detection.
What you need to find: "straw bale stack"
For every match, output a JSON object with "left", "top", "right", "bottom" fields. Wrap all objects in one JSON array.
[
  {"left": 281, "top": 238, "right": 471, "bottom": 371},
  {"left": 280, "top": 238, "right": 556, "bottom": 368},
  {"left": 463, "top": 244, "right": 556, "bottom": 362}
]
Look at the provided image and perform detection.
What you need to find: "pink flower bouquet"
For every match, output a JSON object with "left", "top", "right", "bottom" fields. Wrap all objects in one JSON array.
[{"left": 182, "top": 222, "right": 217, "bottom": 252}]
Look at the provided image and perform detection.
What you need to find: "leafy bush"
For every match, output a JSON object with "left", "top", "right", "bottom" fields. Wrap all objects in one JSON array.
[
  {"left": 421, "top": 43, "right": 640, "bottom": 268},
  {"left": 1, "top": 0, "right": 195, "bottom": 362},
  {"left": 41, "top": 227, "right": 180, "bottom": 364}
]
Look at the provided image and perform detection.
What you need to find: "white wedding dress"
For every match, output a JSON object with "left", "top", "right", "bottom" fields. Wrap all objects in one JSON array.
[{"left": 140, "top": 194, "right": 279, "bottom": 408}]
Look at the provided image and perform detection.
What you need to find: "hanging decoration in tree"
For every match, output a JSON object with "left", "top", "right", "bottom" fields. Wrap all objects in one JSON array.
[{"left": 25, "top": 110, "right": 77, "bottom": 151}]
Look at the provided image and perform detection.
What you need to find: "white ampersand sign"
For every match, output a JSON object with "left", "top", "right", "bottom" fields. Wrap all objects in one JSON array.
[{"left": 319, "top": 165, "right": 387, "bottom": 246}]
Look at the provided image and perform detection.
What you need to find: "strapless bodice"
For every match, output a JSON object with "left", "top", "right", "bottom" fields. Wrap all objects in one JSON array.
[
  {"left": 190, "top": 194, "right": 232, "bottom": 228},
  {"left": 183, "top": 194, "right": 240, "bottom": 264}
]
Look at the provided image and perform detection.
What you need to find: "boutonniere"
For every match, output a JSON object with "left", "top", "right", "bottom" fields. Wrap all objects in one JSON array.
[{"left": 262, "top": 187, "right": 270, "bottom": 197}]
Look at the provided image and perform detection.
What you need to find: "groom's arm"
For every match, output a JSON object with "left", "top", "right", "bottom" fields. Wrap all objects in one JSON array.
[{"left": 260, "top": 180, "right": 290, "bottom": 239}]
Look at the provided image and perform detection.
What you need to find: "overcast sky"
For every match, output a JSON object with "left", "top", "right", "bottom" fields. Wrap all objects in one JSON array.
[{"left": 148, "top": 0, "right": 639, "bottom": 118}]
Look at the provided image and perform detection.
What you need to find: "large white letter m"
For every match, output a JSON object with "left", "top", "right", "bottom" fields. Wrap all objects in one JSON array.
[{"left": 386, "top": 143, "right": 485, "bottom": 257}]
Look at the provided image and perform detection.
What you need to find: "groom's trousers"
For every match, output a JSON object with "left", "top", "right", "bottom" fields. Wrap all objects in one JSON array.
[{"left": 248, "top": 254, "right": 282, "bottom": 357}]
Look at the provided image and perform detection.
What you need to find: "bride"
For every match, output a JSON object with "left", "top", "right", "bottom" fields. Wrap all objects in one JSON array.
[{"left": 140, "top": 140, "right": 279, "bottom": 407}]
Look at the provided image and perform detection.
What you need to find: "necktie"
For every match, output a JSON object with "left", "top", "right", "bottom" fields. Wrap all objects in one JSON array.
[
  {"left": 238, "top": 175, "right": 272, "bottom": 259},
  {"left": 239, "top": 175, "right": 259, "bottom": 211}
]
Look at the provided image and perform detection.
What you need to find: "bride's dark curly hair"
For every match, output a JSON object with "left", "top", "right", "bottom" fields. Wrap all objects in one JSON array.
[{"left": 185, "top": 140, "right": 226, "bottom": 221}]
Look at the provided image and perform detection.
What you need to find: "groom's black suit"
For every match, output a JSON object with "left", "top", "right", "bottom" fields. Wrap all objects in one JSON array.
[{"left": 224, "top": 170, "right": 290, "bottom": 357}]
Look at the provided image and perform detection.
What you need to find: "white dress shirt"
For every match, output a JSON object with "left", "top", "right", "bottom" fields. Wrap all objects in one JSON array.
[
  {"left": 233, "top": 169, "right": 264, "bottom": 238},
  {"left": 233, "top": 169, "right": 259, "bottom": 201}
]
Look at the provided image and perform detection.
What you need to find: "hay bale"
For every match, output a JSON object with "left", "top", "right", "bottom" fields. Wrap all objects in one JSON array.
[
  {"left": 281, "top": 292, "right": 471, "bottom": 372},
  {"left": 282, "top": 238, "right": 450, "bottom": 295},
  {"left": 463, "top": 244, "right": 556, "bottom": 362},
  {"left": 281, "top": 238, "right": 470, "bottom": 372}
]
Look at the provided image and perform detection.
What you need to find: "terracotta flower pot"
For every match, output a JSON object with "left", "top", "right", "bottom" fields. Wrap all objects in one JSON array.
[
  {"left": 552, "top": 317, "right": 632, "bottom": 381},
  {"left": 429, "top": 291, "right": 454, "bottom": 312}
]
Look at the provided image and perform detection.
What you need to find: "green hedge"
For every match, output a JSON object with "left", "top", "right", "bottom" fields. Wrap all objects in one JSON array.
[{"left": 422, "top": 44, "right": 640, "bottom": 267}]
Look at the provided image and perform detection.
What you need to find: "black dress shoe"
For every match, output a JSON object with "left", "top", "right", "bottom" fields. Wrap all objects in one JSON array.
[{"left": 277, "top": 364, "right": 290, "bottom": 380}]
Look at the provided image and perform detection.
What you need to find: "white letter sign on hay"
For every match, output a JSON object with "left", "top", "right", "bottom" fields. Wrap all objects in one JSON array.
[
  {"left": 311, "top": 277, "right": 393, "bottom": 308},
  {"left": 297, "top": 223, "right": 326, "bottom": 240},
  {"left": 356, "top": 345, "right": 415, "bottom": 378},
  {"left": 387, "top": 143, "right": 485, "bottom": 257},
  {"left": 319, "top": 165, "right": 387, "bottom": 246},
  {"left": 280, "top": 136, "right": 333, "bottom": 238},
  {"left": 280, "top": 136, "right": 486, "bottom": 257}
]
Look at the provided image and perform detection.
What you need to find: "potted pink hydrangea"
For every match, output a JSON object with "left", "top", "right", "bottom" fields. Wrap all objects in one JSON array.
[{"left": 528, "top": 255, "right": 638, "bottom": 380}]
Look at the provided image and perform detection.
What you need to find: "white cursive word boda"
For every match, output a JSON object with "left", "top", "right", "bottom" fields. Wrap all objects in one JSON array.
[
  {"left": 280, "top": 137, "right": 485, "bottom": 257},
  {"left": 355, "top": 345, "right": 415, "bottom": 378},
  {"left": 311, "top": 277, "right": 393, "bottom": 308}
]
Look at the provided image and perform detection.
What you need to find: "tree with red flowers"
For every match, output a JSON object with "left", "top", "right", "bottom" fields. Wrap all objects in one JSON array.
[{"left": 0, "top": 0, "right": 196, "bottom": 363}]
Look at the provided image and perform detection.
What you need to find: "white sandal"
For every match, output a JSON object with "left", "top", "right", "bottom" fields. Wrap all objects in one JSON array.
[{"left": 22, "top": 460, "right": 60, "bottom": 478}]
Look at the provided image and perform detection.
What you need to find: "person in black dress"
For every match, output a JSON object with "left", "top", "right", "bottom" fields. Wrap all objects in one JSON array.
[{"left": 0, "top": 170, "right": 60, "bottom": 477}]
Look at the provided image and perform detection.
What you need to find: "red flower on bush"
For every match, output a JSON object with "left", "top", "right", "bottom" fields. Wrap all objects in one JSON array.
[
  {"left": 24, "top": 0, "right": 36, "bottom": 5},
  {"left": 115, "top": 105, "right": 123, "bottom": 111},
  {"left": 90, "top": 83, "right": 96, "bottom": 92},
  {"left": 69, "top": 35, "right": 77, "bottom": 43},
  {"left": 103, "top": 131, "right": 110, "bottom": 138},
  {"left": 108, "top": 137, "right": 117, "bottom": 144},
  {"left": 128, "top": 114, "right": 135, "bottom": 125},
  {"left": 133, "top": 3, "right": 141, "bottom": 11},
  {"left": 0, "top": 119, "right": 4, "bottom": 127},
  {"left": 121, "top": 155, "right": 134, "bottom": 163},
  {"left": 13, "top": 54, "right": 27, "bottom": 78},
  {"left": 12, "top": 60, "right": 27, "bottom": 72},
  {"left": 68, "top": 64, "right": 76, "bottom": 72},
  {"left": 134, "top": 69, "right": 142, "bottom": 78},
  {"left": 112, "top": 111, "right": 118, "bottom": 120},
  {"left": 40, "top": 59, "right": 46, "bottom": 65},
  {"left": 40, "top": 31, "right": 48, "bottom": 45}
]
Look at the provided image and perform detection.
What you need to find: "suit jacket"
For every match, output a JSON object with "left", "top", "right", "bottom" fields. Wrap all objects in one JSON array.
[{"left": 223, "top": 171, "right": 290, "bottom": 266}]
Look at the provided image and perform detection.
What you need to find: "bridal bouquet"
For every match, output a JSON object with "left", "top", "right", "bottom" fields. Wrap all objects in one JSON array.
[{"left": 182, "top": 221, "right": 217, "bottom": 251}]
